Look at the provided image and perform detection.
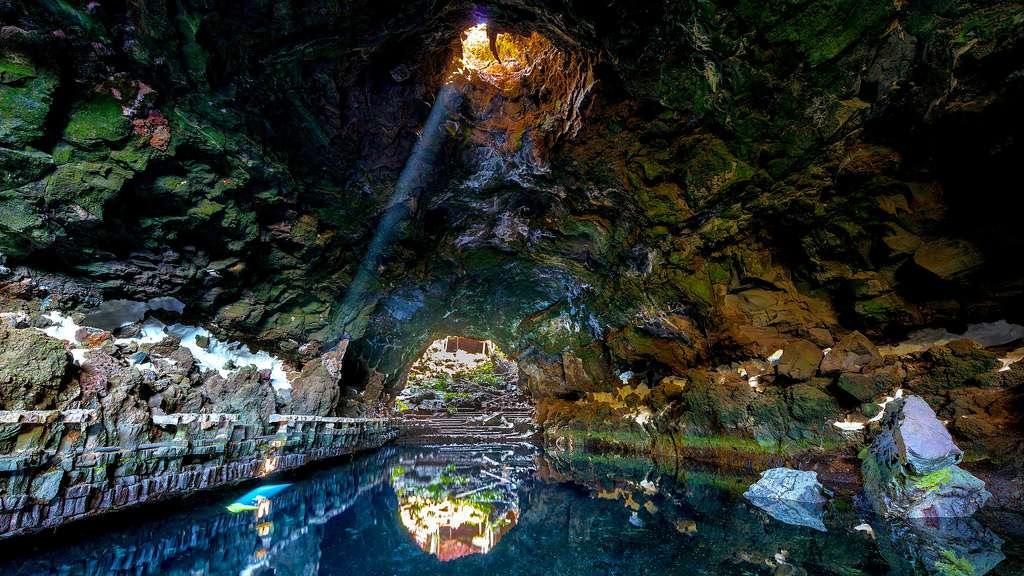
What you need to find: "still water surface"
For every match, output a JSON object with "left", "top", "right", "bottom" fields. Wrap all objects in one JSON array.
[{"left": 0, "top": 444, "right": 1020, "bottom": 575}]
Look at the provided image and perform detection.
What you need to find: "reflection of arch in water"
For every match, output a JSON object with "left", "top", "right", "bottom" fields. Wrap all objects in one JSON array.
[
  {"left": 398, "top": 493, "right": 519, "bottom": 560},
  {"left": 390, "top": 445, "right": 530, "bottom": 561}
]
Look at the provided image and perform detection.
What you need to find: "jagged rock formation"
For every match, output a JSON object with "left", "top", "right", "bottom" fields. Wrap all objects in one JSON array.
[{"left": 0, "top": 0, "right": 1023, "bottom": 516}]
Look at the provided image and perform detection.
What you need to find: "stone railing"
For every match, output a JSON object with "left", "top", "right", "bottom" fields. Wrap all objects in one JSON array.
[{"left": 0, "top": 410, "right": 397, "bottom": 539}]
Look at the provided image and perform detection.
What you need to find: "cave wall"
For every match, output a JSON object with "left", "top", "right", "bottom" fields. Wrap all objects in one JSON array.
[{"left": 0, "top": 1, "right": 1022, "bottom": 464}]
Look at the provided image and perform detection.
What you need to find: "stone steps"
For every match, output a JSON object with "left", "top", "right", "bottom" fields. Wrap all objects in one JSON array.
[{"left": 396, "top": 407, "right": 538, "bottom": 446}]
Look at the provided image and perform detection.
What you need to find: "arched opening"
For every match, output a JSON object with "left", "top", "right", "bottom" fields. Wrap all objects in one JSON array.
[{"left": 396, "top": 336, "right": 536, "bottom": 444}]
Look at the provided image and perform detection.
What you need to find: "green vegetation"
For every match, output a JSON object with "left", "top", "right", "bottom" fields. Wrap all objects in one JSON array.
[
  {"left": 64, "top": 96, "right": 131, "bottom": 147},
  {"left": 934, "top": 550, "right": 976, "bottom": 576},
  {"left": 914, "top": 468, "right": 953, "bottom": 492},
  {"left": 442, "top": 391, "right": 469, "bottom": 402},
  {"left": 390, "top": 465, "right": 406, "bottom": 483},
  {"left": 461, "top": 361, "right": 503, "bottom": 387}
]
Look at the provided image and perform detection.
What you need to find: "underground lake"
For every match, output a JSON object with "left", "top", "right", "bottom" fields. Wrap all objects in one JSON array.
[{"left": 1, "top": 443, "right": 1021, "bottom": 576}]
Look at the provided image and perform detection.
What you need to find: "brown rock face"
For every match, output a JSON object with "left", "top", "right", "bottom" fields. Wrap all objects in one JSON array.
[
  {"left": 776, "top": 340, "right": 821, "bottom": 381},
  {"left": 820, "top": 332, "right": 882, "bottom": 375},
  {"left": 912, "top": 239, "right": 984, "bottom": 281}
]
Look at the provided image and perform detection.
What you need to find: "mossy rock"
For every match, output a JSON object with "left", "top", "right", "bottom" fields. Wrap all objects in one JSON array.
[
  {"left": 636, "top": 182, "right": 693, "bottom": 227},
  {"left": 0, "top": 52, "right": 37, "bottom": 84},
  {"left": 910, "top": 341, "right": 1000, "bottom": 394},
  {"left": 854, "top": 292, "right": 919, "bottom": 328},
  {"left": 64, "top": 95, "right": 132, "bottom": 148},
  {"left": 0, "top": 61, "right": 58, "bottom": 148},
  {"left": 681, "top": 134, "right": 755, "bottom": 210},
  {"left": 0, "top": 148, "right": 54, "bottom": 192},
  {"left": 44, "top": 161, "right": 132, "bottom": 218},
  {"left": 187, "top": 199, "right": 225, "bottom": 222},
  {"left": 786, "top": 380, "right": 841, "bottom": 428},
  {"left": 742, "top": 0, "right": 894, "bottom": 65},
  {"left": 0, "top": 193, "right": 52, "bottom": 258},
  {"left": 837, "top": 372, "right": 887, "bottom": 403}
]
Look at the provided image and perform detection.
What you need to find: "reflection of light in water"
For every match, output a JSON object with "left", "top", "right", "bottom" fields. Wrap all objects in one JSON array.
[
  {"left": 226, "top": 484, "right": 291, "bottom": 513},
  {"left": 398, "top": 494, "right": 518, "bottom": 561},
  {"left": 256, "top": 521, "right": 273, "bottom": 537},
  {"left": 260, "top": 456, "right": 278, "bottom": 477},
  {"left": 256, "top": 497, "right": 272, "bottom": 520}
]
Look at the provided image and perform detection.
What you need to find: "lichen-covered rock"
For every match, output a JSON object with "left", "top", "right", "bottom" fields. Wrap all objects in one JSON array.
[
  {"left": 0, "top": 325, "right": 71, "bottom": 410},
  {"left": 862, "top": 395, "right": 991, "bottom": 520}
]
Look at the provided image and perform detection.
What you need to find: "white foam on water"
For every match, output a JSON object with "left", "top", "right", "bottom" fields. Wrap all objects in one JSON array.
[{"left": 40, "top": 311, "right": 292, "bottom": 389}]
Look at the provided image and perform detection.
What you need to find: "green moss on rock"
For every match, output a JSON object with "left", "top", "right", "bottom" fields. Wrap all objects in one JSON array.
[
  {"left": 0, "top": 194, "right": 52, "bottom": 258},
  {"left": 64, "top": 96, "right": 132, "bottom": 148},
  {"left": 0, "top": 61, "right": 58, "bottom": 148},
  {"left": 44, "top": 161, "right": 132, "bottom": 218},
  {"left": 0, "top": 148, "right": 53, "bottom": 192}
]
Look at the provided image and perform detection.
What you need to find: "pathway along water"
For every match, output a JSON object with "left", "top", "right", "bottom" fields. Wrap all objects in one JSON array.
[{"left": 0, "top": 444, "right": 1019, "bottom": 575}]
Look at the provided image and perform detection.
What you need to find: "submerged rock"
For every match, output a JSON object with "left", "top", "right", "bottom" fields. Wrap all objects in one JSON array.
[
  {"left": 744, "top": 468, "right": 830, "bottom": 531},
  {"left": 862, "top": 395, "right": 991, "bottom": 520},
  {"left": 874, "top": 516, "right": 1006, "bottom": 576}
]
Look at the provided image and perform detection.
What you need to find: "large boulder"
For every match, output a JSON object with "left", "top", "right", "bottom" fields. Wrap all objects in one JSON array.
[
  {"left": 862, "top": 395, "right": 990, "bottom": 520},
  {"left": 203, "top": 366, "right": 277, "bottom": 423},
  {"left": 744, "top": 468, "right": 830, "bottom": 531},
  {"left": 288, "top": 344, "right": 347, "bottom": 416},
  {"left": 896, "top": 396, "right": 962, "bottom": 474},
  {"left": 912, "top": 239, "right": 984, "bottom": 281},
  {"left": 776, "top": 339, "right": 821, "bottom": 381},
  {"left": 820, "top": 331, "right": 881, "bottom": 375},
  {"left": 0, "top": 325, "right": 72, "bottom": 409}
]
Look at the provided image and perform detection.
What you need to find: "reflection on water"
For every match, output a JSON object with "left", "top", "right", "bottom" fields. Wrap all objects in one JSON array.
[
  {"left": 0, "top": 444, "right": 1019, "bottom": 576},
  {"left": 393, "top": 446, "right": 532, "bottom": 560}
]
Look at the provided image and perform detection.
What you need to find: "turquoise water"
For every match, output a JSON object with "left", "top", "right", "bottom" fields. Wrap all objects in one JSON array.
[{"left": 0, "top": 445, "right": 1020, "bottom": 575}]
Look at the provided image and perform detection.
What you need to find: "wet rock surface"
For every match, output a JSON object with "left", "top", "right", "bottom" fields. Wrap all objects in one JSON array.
[
  {"left": 744, "top": 467, "right": 831, "bottom": 531},
  {"left": 863, "top": 395, "right": 991, "bottom": 520}
]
